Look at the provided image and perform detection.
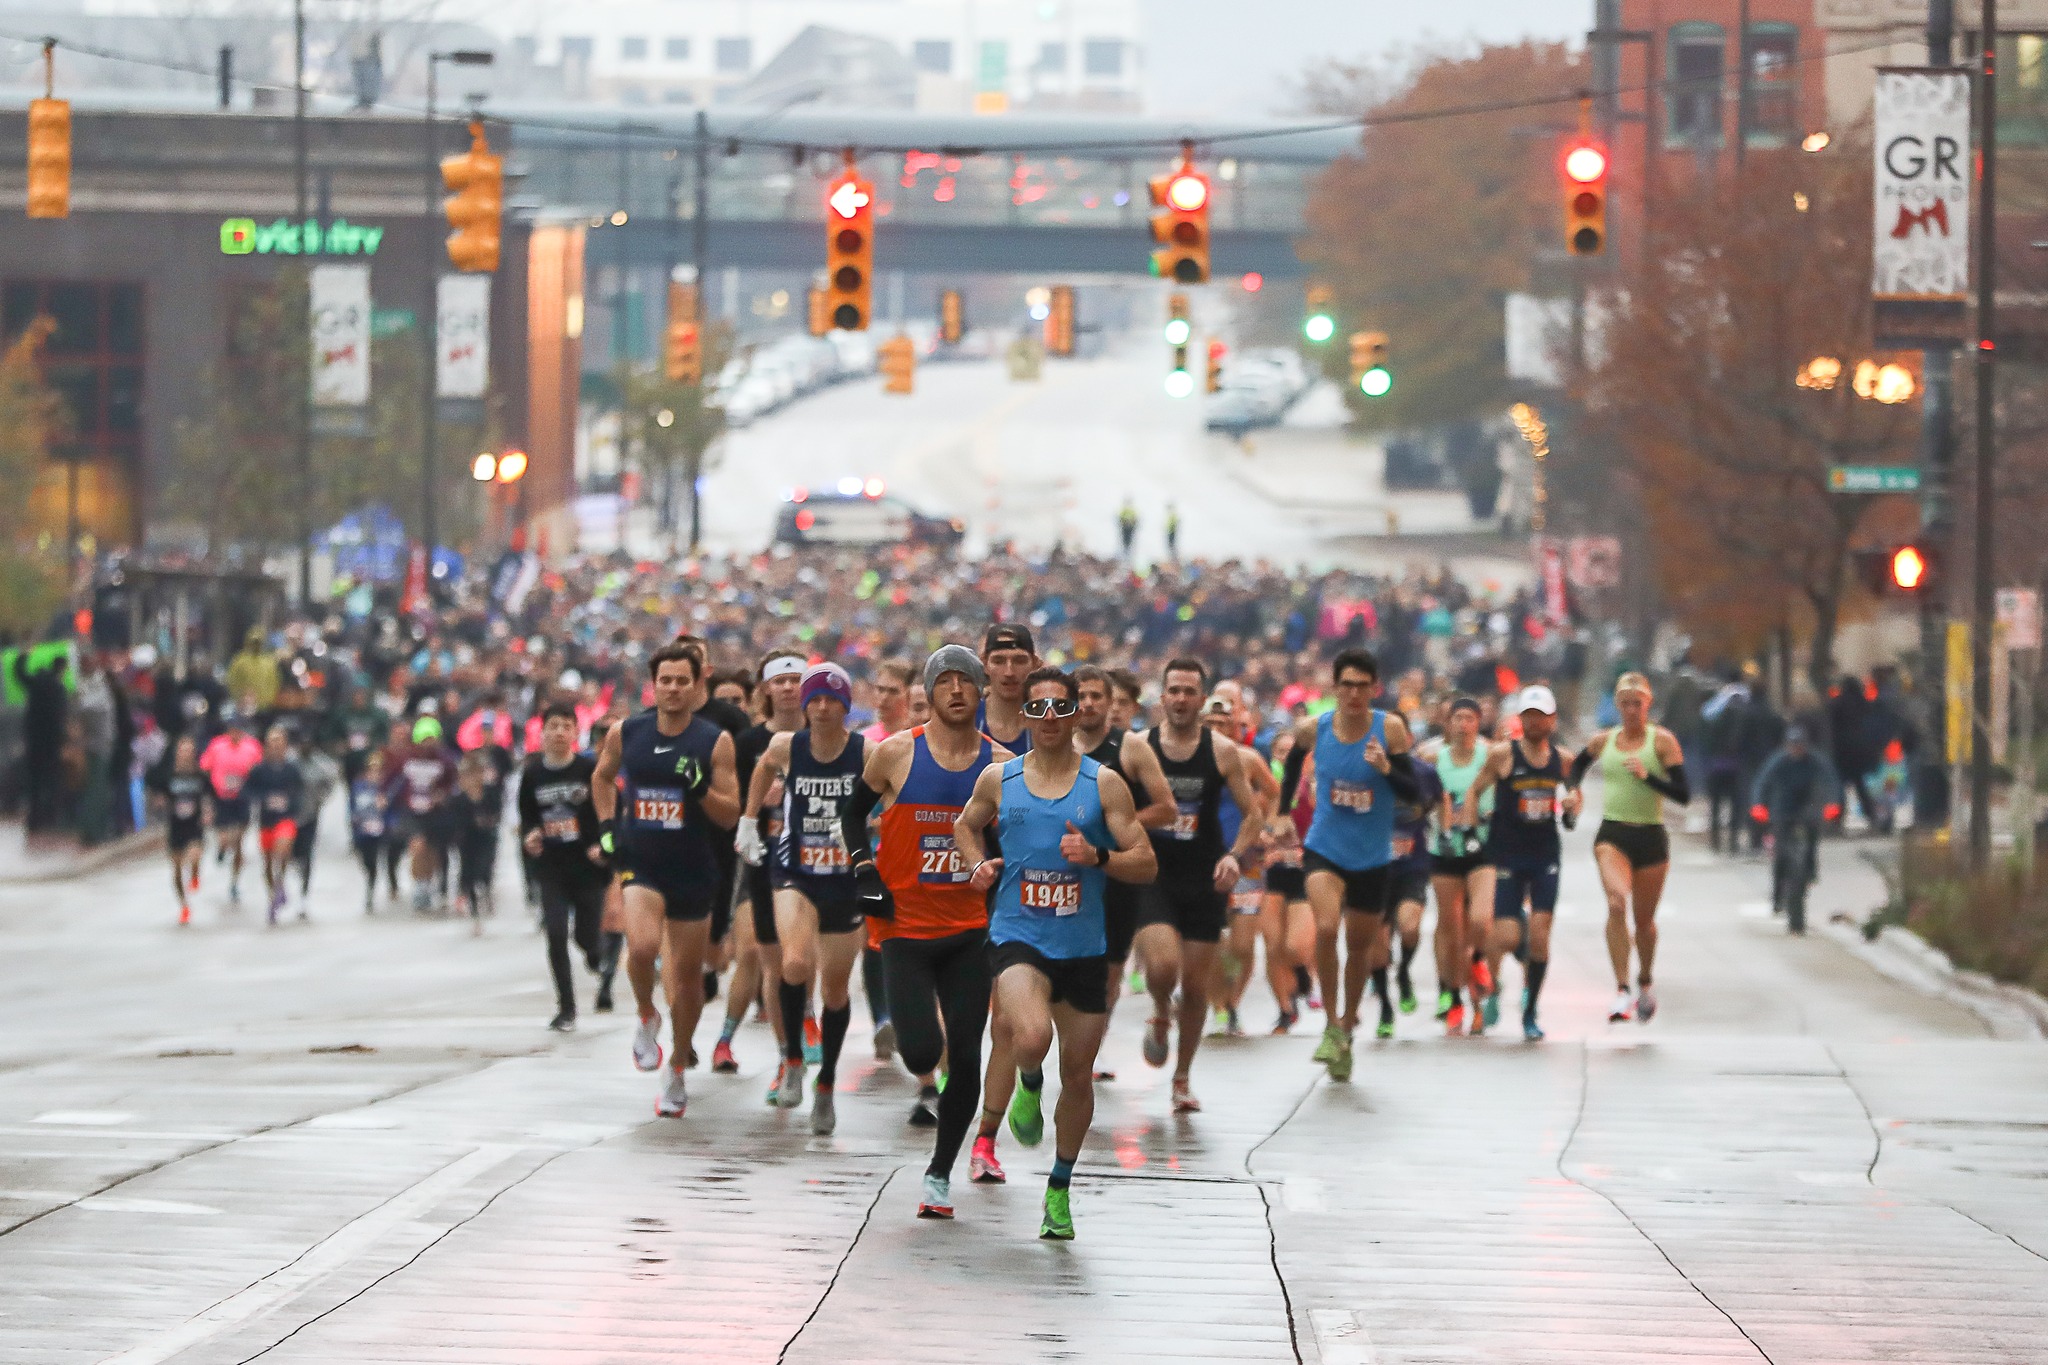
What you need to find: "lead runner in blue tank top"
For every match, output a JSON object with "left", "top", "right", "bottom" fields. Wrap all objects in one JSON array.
[
  {"left": 1274, "top": 648, "right": 1424, "bottom": 1084},
  {"left": 954, "top": 665, "right": 1155, "bottom": 1242}
]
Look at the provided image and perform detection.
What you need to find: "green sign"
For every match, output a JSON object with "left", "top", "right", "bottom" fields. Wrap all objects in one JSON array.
[
  {"left": 371, "top": 308, "right": 414, "bottom": 338},
  {"left": 1828, "top": 465, "right": 1921, "bottom": 493},
  {"left": 220, "top": 217, "right": 385, "bottom": 257}
]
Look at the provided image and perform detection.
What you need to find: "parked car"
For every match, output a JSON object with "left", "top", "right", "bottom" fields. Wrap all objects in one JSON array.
[{"left": 775, "top": 485, "right": 965, "bottom": 549}]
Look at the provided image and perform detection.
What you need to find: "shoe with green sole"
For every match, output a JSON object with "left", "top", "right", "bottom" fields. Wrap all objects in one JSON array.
[
  {"left": 1040, "top": 1186, "right": 1075, "bottom": 1240},
  {"left": 1008, "top": 1079, "right": 1045, "bottom": 1146},
  {"left": 1312, "top": 1025, "right": 1341, "bottom": 1063},
  {"left": 1326, "top": 1031, "right": 1354, "bottom": 1081}
]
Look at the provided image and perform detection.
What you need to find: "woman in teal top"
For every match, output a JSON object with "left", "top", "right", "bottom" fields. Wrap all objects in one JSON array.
[
  {"left": 1422, "top": 697, "right": 1494, "bottom": 1034},
  {"left": 1571, "top": 672, "right": 1689, "bottom": 1028}
]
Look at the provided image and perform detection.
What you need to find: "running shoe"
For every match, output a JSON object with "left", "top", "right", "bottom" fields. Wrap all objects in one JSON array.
[
  {"left": 1433, "top": 988, "right": 1453, "bottom": 1021},
  {"left": 711, "top": 1039, "right": 739, "bottom": 1073},
  {"left": 917, "top": 1173, "right": 954, "bottom": 1220},
  {"left": 969, "top": 1136, "right": 1006, "bottom": 1184},
  {"left": 1142, "top": 1016, "right": 1170, "bottom": 1068},
  {"left": 767, "top": 1065, "right": 786, "bottom": 1107},
  {"left": 655, "top": 1066, "right": 688, "bottom": 1117},
  {"left": 177, "top": 904, "right": 192, "bottom": 926},
  {"left": 1481, "top": 990, "right": 1501, "bottom": 1031},
  {"left": 1469, "top": 958, "right": 1495, "bottom": 996},
  {"left": 229, "top": 882, "right": 241, "bottom": 904},
  {"left": 1375, "top": 1008, "right": 1396, "bottom": 1041},
  {"left": 1008, "top": 1079, "right": 1045, "bottom": 1146},
  {"left": 1226, "top": 1008, "right": 1246, "bottom": 1038},
  {"left": 775, "top": 1058, "right": 808, "bottom": 1109},
  {"left": 811, "top": 1085, "right": 837, "bottom": 1136},
  {"left": 1608, "top": 989, "right": 1634, "bottom": 1023},
  {"left": 1272, "top": 1010, "right": 1297, "bottom": 1036},
  {"left": 631, "top": 1014, "right": 664, "bottom": 1072},
  {"left": 803, "top": 1015, "right": 822, "bottom": 1064},
  {"left": 1127, "top": 969, "right": 1147, "bottom": 995},
  {"left": 1397, "top": 972, "right": 1417, "bottom": 1015},
  {"left": 1092, "top": 1069, "right": 1117, "bottom": 1081},
  {"left": 1326, "top": 1030, "right": 1354, "bottom": 1082},
  {"left": 1444, "top": 1002, "right": 1466, "bottom": 1035},
  {"left": 1312, "top": 1025, "right": 1342, "bottom": 1064},
  {"left": 1039, "top": 1187, "right": 1075, "bottom": 1241},
  {"left": 189, "top": 868, "right": 200, "bottom": 891},
  {"left": 547, "top": 1011, "right": 576, "bottom": 1033},
  {"left": 594, "top": 982, "right": 615, "bottom": 1014},
  {"left": 909, "top": 1088, "right": 940, "bottom": 1127},
  {"left": 1171, "top": 1080, "right": 1201, "bottom": 1113},
  {"left": 1636, "top": 985, "right": 1658, "bottom": 1023},
  {"left": 1522, "top": 1010, "right": 1545, "bottom": 1042},
  {"left": 873, "top": 1020, "right": 897, "bottom": 1060}
]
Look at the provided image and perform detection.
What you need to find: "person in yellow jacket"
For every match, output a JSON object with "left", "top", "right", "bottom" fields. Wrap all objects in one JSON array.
[{"left": 224, "top": 628, "right": 279, "bottom": 712}]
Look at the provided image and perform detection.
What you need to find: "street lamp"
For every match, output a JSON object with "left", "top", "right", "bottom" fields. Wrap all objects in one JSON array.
[{"left": 421, "top": 48, "right": 494, "bottom": 572}]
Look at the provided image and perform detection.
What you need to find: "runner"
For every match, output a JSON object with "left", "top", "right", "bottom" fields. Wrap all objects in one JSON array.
[
  {"left": 729, "top": 651, "right": 807, "bottom": 1081},
  {"left": 391, "top": 716, "right": 460, "bottom": 913},
  {"left": 857, "top": 659, "right": 916, "bottom": 1061},
  {"left": 1259, "top": 728, "right": 1315, "bottom": 1033},
  {"left": 839, "top": 645, "right": 1007, "bottom": 1217},
  {"left": 1571, "top": 673, "right": 1689, "bottom": 1024},
  {"left": 954, "top": 665, "right": 1156, "bottom": 1239},
  {"left": 519, "top": 700, "right": 609, "bottom": 1032},
  {"left": 700, "top": 667, "right": 761, "bottom": 1073},
  {"left": 198, "top": 706, "right": 260, "bottom": 903},
  {"left": 290, "top": 737, "right": 341, "bottom": 912},
  {"left": 1206, "top": 690, "right": 1280, "bottom": 1038},
  {"left": 1107, "top": 669, "right": 1143, "bottom": 733},
  {"left": 1367, "top": 740, "right": 1440, "bottom": 1038},
  {"left": 347, "top": 750, "right": 392, "bottom": 913},
  {"left": 976, "top": 624, "right": 1037, "bottom": 753},
  {"left": 1467, "top": 686, "right": 1582, "bottom": 1041},
  {"left": 741, "top": 663, "right": 868, "bottom": 1134},
  {"left": 241, "top": 724, "right": 306, "bottom": 925},
  {"left": 1277, "top": 649, "right": 1421, "bottom": 1081},
  {"left": 153, "top": 734, "right": 208, "bottom": 924},
  {"left": 591, "top": 641, "right": 741, "bottom": 1118},
  {"left": 446, "top": 753, "right": 502, "bottom": 930},
  {"left": 1423, "top": 698, "right": 1495, "bottom": 1035},
  {"left": 1133, "top": 660, "right": 1267, "bottom": 1112}
]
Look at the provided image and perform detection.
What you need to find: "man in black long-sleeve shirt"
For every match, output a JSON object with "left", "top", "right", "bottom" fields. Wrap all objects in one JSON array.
[{"left": 519, "top": 701, "right": 609, "bottom": 1031}]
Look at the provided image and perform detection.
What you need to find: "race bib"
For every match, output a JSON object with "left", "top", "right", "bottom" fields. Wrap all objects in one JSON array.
[
  {"left": 541, "top": 806, "right": 579, "bottom": 842},
  {"left": 918, "top": 834, "right": 966, "bottom": 885},
  {"left": 1271, "top": 846, "right": 1302, "bottom": 868},
  {"left": 799, "top": 837, "right": 850, "bottom": 873},
  {"left": 1519, "top": 790, "right": 1555, "bottom": 822},
  {"left": 1330, "top": 780, "right": 1374, "bottom": 813},
  {"left": 1230, "top": 882, "right": 1261, "bottom": 914},
  {"left": 1019, "top": 867, "right": 1082, "bottom": 916},
  {"left": 1168, "top": 802, "right": 1200, "bottom": 841},
  {"left": 172, "top": 798, "right": 198, "bottom": 820},
  {"left": 217, "top": 775, "right": 244, "bottom": 798},
  {"left": 358, "top": 816, "right": 385, "bottom": 838},
  {"left": 632, "top": 787, "right": 686, "bottom": 831},
  {"left": 265, "top": 793, "right": 291, "bottom": 813},
  {"left": 1391, "top": 834, "right": 1414, "bottom": 860}
]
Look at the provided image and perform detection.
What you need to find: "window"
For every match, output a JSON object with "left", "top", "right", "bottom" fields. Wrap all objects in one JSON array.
[
  {"left": 1036, "top": 42, "right": 1065, "bottom": 74},
  {"left": 913, "top": 40, "right": 952, "bottom": 74},
  {"left": 621, "top": 36, "right": 648, "bottom": 61},
  {"left": 1744, "top": 23, "right": 1798, "bottom": 145},
  {"left": 1997, "top": 34, "right": 2048, "bottom": 145},
  {"left": 1082, "top": 39, "right": 1123, "bottom": 78},
  {"left": 560, "top": 36, "right": 593, "bottom": 64},
  {"left": 665, "top": 37, "right": 690, "bottom": 61},
  {"left": 1, "top": 280, "right": 144, "bottom": 460},
  {"left": 715, "top": 37, "right": 750, "bottom": 72},
  {"left": 1667, "top": 22, "right": 1725, "bottom": 147}
]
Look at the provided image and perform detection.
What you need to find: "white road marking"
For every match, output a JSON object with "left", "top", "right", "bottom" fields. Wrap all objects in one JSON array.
[
  {"left": 78, "top": 1196, "right": 221, "bottom": 1216},
  {"left": 32, "top": 1110, "right": 135, "bottom": 1125},
  {"left": 1310, "top": 1308, "right": 1378, "bottom": 1365}
]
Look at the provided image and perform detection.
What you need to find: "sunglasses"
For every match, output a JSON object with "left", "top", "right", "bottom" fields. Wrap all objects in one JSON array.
[{"left": 1021, "top": 696, "right": 1079, "bottom": 719}]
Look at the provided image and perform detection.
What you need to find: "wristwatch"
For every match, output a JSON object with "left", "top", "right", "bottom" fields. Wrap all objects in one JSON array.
[{"left": 1094, "top": 844, "right": 1111, "bottom": 867}]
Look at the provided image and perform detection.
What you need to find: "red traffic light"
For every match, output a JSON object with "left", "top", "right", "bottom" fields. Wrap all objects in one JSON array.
[
  {"left": 1891, "top": 545, "right": 1928, "bottom": 590},
  {"left": 1563, "top": 142, "right": 1608, "bottom": 184},
  {"left": 827, "top": 177, "right": 872, "bottom": 219},
  {"left": 1165, "top": 173, "right": 1208, "bottom": 212}
]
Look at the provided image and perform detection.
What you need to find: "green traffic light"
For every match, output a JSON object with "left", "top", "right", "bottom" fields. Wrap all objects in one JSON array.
[
  {"left": 1303, "top": 314, "right": 1335, "bottom": 343},
  {"left": 1164, "top": 318, "right": 1192, "bottom": 346},
  {"left": 1359, "top": 366, "right": 1392, "bottom": 398}
]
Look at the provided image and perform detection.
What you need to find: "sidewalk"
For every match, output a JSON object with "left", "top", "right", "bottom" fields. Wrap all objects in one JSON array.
[{"left": 0, "top": 820, "right": 161, "bottom": 885}]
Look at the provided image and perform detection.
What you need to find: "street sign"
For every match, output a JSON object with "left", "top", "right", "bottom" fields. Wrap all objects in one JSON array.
[
  {"left": 1828, "top": 465, "right": 1921, "bottom": 493},
  {"left": 1998, "top": 587, "right": 2041, "bottom": 651}
]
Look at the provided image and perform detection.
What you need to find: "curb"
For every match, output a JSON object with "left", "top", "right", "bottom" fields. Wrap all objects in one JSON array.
[
  {"left": 0, "top": 827, "right": 165, "bottom": 886},
  {"left": 1823, "top": 917, "right": 2048, "bottom": 1040}
]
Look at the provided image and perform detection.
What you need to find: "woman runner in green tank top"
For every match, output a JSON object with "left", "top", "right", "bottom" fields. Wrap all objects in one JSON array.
[
  {"left": 1422, "top": 697, "right": 1495, "bottom": 1035},
  {"left": 1575, "top": 672, "right": 1689, "bottom": 1027}
]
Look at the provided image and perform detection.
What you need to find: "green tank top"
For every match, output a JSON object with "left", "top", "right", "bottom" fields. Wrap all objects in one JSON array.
[
  {"left": 1432, "top": 740, "right": 1494, "bottom": 856},
  {"left": 1600, "top": 730, "right": 1667, "bottom": 825}
]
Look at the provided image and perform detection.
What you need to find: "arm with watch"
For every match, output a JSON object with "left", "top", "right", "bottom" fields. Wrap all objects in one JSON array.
[{"left": 1076, "top": 766, "right": 1157, "bottom": 885}]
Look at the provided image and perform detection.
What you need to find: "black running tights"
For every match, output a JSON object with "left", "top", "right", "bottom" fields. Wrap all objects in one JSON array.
[
  {"left": 882, "top": 929, "right": 991, "bottom": 1179},
  {"left": 540, "top": 878, "right": 606, "bottom": 1016}
]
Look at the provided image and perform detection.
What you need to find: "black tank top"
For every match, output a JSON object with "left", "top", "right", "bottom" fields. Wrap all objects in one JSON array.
[
  {"left": 1487, "top": 740, "right": 1563, "bottom": 866},
  {"left": 618, "top": 710, "right": 723, "bottom": 887},
  {"left": 1148, "top": 726, "right": 1225, "bottom": 887},
  {"left": 1086, "top": 727, "right": 1127, "bottom": 777},
  {"left": 774, "top": 729, "right": 866, "bottom": 884}
]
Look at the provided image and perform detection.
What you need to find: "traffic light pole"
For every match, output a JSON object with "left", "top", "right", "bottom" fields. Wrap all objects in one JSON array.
[
  {"left": 421, "top": 58, "right": 442, "bottom": 577},
  {"left": 689, "top": 108, "right": 709, "bottom": 554},
  {"left": 293, "top": 0, "right": 311, "bottom": 604},
  {"left": 1969, "top": 0, "right": 1999, "bottom": 866}
]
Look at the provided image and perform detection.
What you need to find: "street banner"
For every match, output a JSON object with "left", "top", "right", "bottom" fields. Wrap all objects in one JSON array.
[
  {"left": 1998, "top": 587, "right": 2042, "bottom": 651},
  {"left": 437, "top": 275, "right": 490, "bottom": 398},
  {"left": 309, "top": 263, "right": 371, "bottom": 406},
  {"left": 1873, "top": 68, "right": 1970, "bottom": 342},
  {"left": 1535, "top": 538, "right": 1568, "bottom": 624}
]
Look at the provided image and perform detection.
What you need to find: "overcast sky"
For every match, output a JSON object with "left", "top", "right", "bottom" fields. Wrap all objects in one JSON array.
[{"left": 1142, "top": 0, "right": 1590, "bottom": 119}]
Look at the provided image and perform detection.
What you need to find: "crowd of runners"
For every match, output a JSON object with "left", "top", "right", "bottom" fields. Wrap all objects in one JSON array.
[{"left": 129, "top": 545, "right": 1705, "bottom": 1245}]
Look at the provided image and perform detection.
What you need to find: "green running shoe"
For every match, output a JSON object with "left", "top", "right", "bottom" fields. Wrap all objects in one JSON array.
[
  {"left": 1312, "top": 1025, "right": 1341, "bottom": 1063},
  {"left": 1481, "top": 990, "right": 1501, "bottom": 1030},
  {"left": 1375, "top": 1012, "right": 1395, "bottom": 1040},
  {"left": 1040, "top": 1186, "right": 1075, "bottom": 1240},
  {"left": 1398, "top": 975, "right": 1417, "bottom": 1015},
  {"left": 1433, "top": 988, "right": 1454, "bottom": 1021},
  {"left": 1326, "top": 1030, "right": 1354, "bottom": 1082},
  {"left": 1008, "top": 1079, "right": 1045, "bottom": 1147}
]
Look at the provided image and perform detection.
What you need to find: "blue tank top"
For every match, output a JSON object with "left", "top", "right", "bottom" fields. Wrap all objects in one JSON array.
[
  {"left": 774, "top": 729, "right": 866, "bottom": 886},
  {"left": 1218, "top": 788, "right": 1243, "bottom": 851},
  {"left": 990, "top": 756, "right": 1111, "bottom": 960},
  {"left": 975, "top": 700, "right": 1032, "bottom": 754},
  {"left": 1304, "top": 710, "right": 1396, "bottom": 871},
  {"left": 618, "top": 710, "right": 723, "bottom": 889}
]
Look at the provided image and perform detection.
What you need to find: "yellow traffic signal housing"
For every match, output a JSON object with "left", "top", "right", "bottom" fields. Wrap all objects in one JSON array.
[
  {"left": 1046, "top": 285, "right": 1075, "bottom": 356},
  {"left": 1561, "top": 139, "right": 1609, "bottom": 257},
  {"left": 665, "top": 282, "right": 701, "bottom": 384},
  {"left": 807, "top": 286, "right": 830, "bottom": 337},
  {"left": 1149, "top": 165, "right": 1210, "bottom": 284},
  {"left": 26, "top": 97, "right": 68, "bottom": 220},
  {"left": 1349, "top": 331, "right": 1391, "bottom": 397},
  {"left": 824, "top": 169, "right": 875, "bottom": 331},
  {"left": 879, "top": 334, "right": 915, "bottom": 394},
  {"left": 1204, "top": 339, "right": 1225, "bottom": 393},
  {"left": 940, "top": 289, "right": 964, "bottom": 344},
  {"left": 442, "top": 120, "right": 502, "bottom": 272}
]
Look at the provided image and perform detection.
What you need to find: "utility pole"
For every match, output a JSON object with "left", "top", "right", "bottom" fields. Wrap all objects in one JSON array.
[
  {"left": 1916, "top": 0, "right": 1959, "bottom": 832},
  {"left": 293, "top": 0, "right": 311, "bottom": 604},
  {"left": 1734, "top": 0, "right": 1752, "bottom": 170},
  {"left": 1969, "top": 0, "right": 1998, "bottom": 865},
  {"left": 688, "top": 108, "right": 709, "bottom": 553},
  {"left": 422, "top": 57, "right": 440, "bottom": 575}
]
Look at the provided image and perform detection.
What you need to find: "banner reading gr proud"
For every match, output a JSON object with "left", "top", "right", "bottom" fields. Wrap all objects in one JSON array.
[{"left": 1873, "top": 68, "right": 1971, "bottom": 301}]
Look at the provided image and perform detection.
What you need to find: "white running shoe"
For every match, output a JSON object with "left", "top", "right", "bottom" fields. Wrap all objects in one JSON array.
[
  {"left": 1607, "top": 989, "right": 1634, "bottom": 1023},
  {"left": 1636, "top": 985, "right": 1658, "bottom": 1023},
  {"left": 811, "top": 1085, "right": 837, "bottom": 1135},
  {"left": 917, "top": 1172, "right": 953, "bottom": 1219},
  {"left": 775, "top": 1058, "right": 808, "bottom": 1108},
  {"left": 631, "top": 1014, "right": 664, "bottom": 1072},
  {"left": 655, "top": 1066, "right": 687, "bottom": 1117}
]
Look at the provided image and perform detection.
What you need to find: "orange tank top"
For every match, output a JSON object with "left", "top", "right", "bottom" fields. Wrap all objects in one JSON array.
[{"left": 872, "top": 727, "right": 996, "bottom": 942}]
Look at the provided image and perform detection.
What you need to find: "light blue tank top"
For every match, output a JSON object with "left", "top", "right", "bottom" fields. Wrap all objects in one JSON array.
[
  {"left": 990, "top": 756, "right": 1111, "bottom": 960},
  {"left": 1304, "top": 710, "right": 1396, "bottom": 872}
]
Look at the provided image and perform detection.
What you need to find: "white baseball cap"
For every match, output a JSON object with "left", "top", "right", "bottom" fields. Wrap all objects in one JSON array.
[{"left": 1517, "top": 685, "right": 1558, "bottom": 716}]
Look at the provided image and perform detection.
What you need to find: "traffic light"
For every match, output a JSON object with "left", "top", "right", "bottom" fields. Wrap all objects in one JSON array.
[
  {"left": 1303, "top": 285, "right": 1335, "bottom": 344},
  {"left": 878, "top": 334, "right": 915, "bottom": 394},
  {"left": 26, "top": 95, "right": 68, "bottom": 220},
  {"left": 1149, "top": 161, "right": 1210, "bottom": 284},
  {"left": 1164, "top": 293, "right": 1191, "bottom": 348},
  {"left": 441, "top": 119, "right": 502, "bottom": 272},
  {"left": 807, "top": 285, "right": 830, "bottom": 337},
  {"left": 1854, "top": 543, "right": 1940, "bottom": 595},
  {"left": 664, "top": 282, "right": 701, "bottom": 384},
  {"left": 1205, "top": 338, "right": 1225, "bottom": 394},
  {"left": 940, "top": 289, "right": 965, "bottom": 344},
  {"left": 1046, "top": 285, "right": 1075, "bottom": 356},
  {"left": 1562, "top": 137, "right": 1609, "bottom": 256},
  {"left": 1350, "top": 332, "right": 1390, "bottom": 397},
  {"left": 824, "top": 165, "right": 875, "bottom": 331}
]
